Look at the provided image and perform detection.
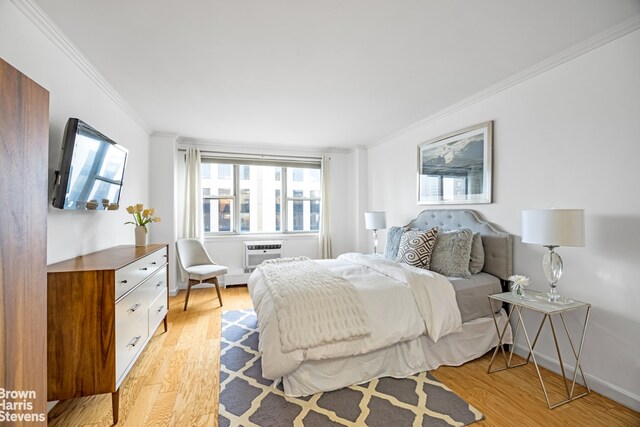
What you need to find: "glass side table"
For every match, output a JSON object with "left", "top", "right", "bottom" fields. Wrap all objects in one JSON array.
[{"left": 487, "top": 290, "right": 591, "bottom": 409}]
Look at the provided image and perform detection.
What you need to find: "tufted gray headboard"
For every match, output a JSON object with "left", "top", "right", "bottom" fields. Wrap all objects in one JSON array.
[{"left": 405, "top": 209, "right": 512, "bottom": 281}]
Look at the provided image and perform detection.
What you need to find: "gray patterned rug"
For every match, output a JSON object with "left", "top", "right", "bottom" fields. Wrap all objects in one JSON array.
[{"left": 219, "top": 309, "right": 484, "bottom": 426}]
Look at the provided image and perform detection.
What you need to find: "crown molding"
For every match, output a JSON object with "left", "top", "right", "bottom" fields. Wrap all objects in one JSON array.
[
  {"left": 10, "top": 0, "right": 153, "bottom": 135},
  {"left": 370, "top": 15, "right": 640, "bottom": 149}
]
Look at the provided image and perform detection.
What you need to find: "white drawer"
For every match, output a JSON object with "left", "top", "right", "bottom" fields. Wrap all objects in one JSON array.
[
  {"left": 115, "top": 247, "right": 167, "bottom": 299},
  {"left": 149, "top": 288, "right": 168, "bottom": 335},
  {"left": 140, "top": 266, "right": 167, "bottom": 301},
  {"left": 116, "top": 282, "right": 154, "bottom": 328},
  {"left": 144, "top": 247, "right": 168, "bottom": 271},
  {"left": 115, "top": 311, "right": 148, "bottom": 383}
]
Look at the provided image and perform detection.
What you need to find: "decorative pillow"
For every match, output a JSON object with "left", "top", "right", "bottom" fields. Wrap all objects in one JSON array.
[
  {"left": 430, "top": 229, "right": 474, "bottom": 278},
  {"left": 395, "top": 228, "right": 439, "bottom": 269},
  {"left": 469, "top": 232, "right": 485, "bottom": 274},
  {"left": 384, "top": 226, "right": 405, "bottom": 260}
]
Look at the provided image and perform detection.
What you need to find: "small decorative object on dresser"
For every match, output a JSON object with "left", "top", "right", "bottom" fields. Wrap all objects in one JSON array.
[
  {"left": 508, "top": 274, "right": 530, "bottom": 298},
  {"left": 125, "top": 203, "right": 162, "bottom": 246},
  {"left": 47, "top": 244, "right": 170, "bottom": 424}
]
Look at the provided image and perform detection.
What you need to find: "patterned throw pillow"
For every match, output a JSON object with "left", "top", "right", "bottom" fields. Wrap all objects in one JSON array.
[
  {"left": 395, "top": 228, "right": 439, "bottom": 269},
  {"left": 430, "top": 229, "right": 474, "bottom": 278}
]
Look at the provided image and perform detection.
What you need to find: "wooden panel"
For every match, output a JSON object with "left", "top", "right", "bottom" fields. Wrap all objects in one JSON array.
[
  {"left": 48, "top": 244, "right": 167, "bottom": 273},
  {"left": 0, "top": 57, "right": 49, "bottom": 422},
  {"left": 47, "top": 271, "right": 116, "bottom": 400}
]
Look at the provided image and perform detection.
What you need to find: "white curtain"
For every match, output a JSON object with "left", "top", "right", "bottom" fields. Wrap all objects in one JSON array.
[
  {"left": 183, "top": 148, "right": 203, "bottom": 240},
  {"left": 318, "top": 154, "right": 333, "bottom": 259}
]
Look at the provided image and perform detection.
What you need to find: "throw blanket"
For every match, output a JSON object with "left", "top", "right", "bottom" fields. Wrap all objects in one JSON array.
[
  {"left": 258, "top": 257, "right": 370, "bottom": 353},
  {"left": 338, "top": 253, "right": 462, "bottom": 342}
]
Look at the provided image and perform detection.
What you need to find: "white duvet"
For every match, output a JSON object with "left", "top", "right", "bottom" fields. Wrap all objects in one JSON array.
[{"left": 248, "top": 253, "right": 462, "bottom": 380}]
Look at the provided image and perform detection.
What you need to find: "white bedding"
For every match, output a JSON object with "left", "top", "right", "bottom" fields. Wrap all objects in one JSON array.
[
  {"left": 248, "top": 253, "right": 463, "bottom": 380},
  {"left": 258, "top": 256, "right": 370, "bottom": 352},
  {"left": 283, "top": 309, "right": 512, "bottom": 396}
]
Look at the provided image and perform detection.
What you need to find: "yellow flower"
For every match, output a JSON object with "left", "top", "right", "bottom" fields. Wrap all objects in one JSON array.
[{"left": 125, "top": 204, "right": 160, "bottom": 228}]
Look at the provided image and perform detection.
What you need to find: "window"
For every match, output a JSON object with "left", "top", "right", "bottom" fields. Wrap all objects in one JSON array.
[
  {"left": 201, "top": 163, "right": 234, "bottom": 232},
  {"left": 275, "top": 189, "right": 281, "bottom": 231},
  {"left": 240, "top": 189, "right": 250, "bottom": 232},
  {"left": 241, "top": 165, "right": 250, "bottom": 181},
  {"left": 286, "top": 168, "right": 321, "bottom": 232},
  {"left": 218, "top": 164, "right": 231, "bottom": 179},
  {"left": 292, "top": 168, "right": 303, "bottom": 181},
  {"left": 292, "top": 190, "right": 303, "bottom": 231},
  {"left": 200, "top": 161, "right": 321, "bottom": 234},
  {"left": 201, "top": 163, "right": 211, "bottom": 179}
]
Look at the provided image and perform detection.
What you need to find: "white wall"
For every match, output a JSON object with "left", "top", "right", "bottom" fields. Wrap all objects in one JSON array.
[
  {"left": 367, "top": 30, "right": 640, "bottom": 409},
  {"left": 0, "top": 1, "right": 151, "bottom": 264},
  {"left": 149, "top": 133, "right": 179, "bottom": 292}
]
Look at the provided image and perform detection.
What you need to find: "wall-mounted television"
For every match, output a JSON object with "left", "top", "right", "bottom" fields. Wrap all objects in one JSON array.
[{"left": 52, "top": 118, "right": 128, "bottom": 210}]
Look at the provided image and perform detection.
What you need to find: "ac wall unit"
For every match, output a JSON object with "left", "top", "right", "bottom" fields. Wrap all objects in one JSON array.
[{"left": 244, "top": 240, "right": 283, "bottom": 273}]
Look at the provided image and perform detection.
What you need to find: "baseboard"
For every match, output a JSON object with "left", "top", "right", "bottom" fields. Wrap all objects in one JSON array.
[{"left": 513, "top": 344, "right": 640, "bottom": 411}]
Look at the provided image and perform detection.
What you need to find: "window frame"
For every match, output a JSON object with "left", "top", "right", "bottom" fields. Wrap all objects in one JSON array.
[{"left": 201, "top": 160, "right": 321, "bottom": 235}]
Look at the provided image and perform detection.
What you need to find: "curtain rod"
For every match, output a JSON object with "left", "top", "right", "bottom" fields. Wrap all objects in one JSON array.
[{"left": 176, "top": 148, "right": 322, "bottom": 161}]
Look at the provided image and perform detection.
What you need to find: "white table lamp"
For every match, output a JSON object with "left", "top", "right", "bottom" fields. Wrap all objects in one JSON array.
[
  {"left": 365, "top": 211, "right": 387, "bottom": 254},
  {"left": 522, "top": 208, "right": 585, "bottom": 301}
]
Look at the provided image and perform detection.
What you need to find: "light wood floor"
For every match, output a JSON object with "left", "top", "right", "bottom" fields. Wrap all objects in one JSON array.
[{"left": 49, "top": 286, "right": 639, "bottom": 426}]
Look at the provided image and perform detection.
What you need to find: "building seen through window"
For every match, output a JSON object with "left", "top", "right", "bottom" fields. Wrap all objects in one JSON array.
[{"left": 200, "top": 162, "right": 321, "bottom": 233}]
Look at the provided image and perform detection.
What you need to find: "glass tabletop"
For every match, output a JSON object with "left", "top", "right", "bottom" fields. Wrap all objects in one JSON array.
[{"left": 489, "top": 290, "right": 590, "bottom": 314}]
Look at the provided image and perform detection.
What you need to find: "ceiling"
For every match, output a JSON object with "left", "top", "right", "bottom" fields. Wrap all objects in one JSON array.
[{"left": 34, "top": 0, "right": 640, "bottom": 150}]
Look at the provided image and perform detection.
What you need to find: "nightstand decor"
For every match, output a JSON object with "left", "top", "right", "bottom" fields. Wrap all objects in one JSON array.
[
  {"left": 508, "top": 274, "right": 530, "bottom": 298},
  {"left": 522, "top": 209, "right": 584, "bottom": 302},
  {"left": 365, "top": 211, "right": 387, "bottom": 254}
]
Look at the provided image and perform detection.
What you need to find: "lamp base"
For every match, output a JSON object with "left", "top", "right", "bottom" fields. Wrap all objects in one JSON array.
[
  {"left": 543, "top": 246, "right": 563, "bottom": 302},
  {"left": 373, "top": 229, "right": 379, "bottom": 255},
  {"left": 547, "top": 286, "right": 560, "bottom": 302}
]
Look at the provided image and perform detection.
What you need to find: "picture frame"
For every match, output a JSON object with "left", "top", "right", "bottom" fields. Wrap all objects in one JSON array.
[{"left": 417, "top": 121, "right": 493, "bottom": 205}]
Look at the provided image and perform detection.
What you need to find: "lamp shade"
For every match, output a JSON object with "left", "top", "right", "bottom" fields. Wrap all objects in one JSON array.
[
  {"left": 364, "top": 211, "right": 387, "bottom": 230},
  {"left": 522, "top": 209, "right": 585, "bottom": 247}
]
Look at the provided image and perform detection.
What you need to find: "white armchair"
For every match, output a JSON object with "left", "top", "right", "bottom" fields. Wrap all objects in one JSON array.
[{"left": 176, "top": 238, "right": 227, "bottom": 311}]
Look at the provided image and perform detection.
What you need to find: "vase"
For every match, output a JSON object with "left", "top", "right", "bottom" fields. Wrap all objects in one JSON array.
[
  {"left": 135, "top": 225, "right": 147, "bottom": 246},
  {"left": 511, "top": 283, "right": 525, "bottom": 298}
]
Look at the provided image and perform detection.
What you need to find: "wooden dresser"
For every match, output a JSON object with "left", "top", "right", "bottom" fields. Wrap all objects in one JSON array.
[{"left": 47, "top": 244, "right": 169, "bottom": 424}]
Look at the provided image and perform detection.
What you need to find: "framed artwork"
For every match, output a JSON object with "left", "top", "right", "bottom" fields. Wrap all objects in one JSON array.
[{"left": 417, "top": 121, "right": 493, "bottom": 205}]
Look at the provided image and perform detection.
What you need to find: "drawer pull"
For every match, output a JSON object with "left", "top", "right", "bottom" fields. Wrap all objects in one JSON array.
[
  {"left": 156, "top": 305, "right": 165, "bottom": 313},
  {"left": 151, "top": 261, "right": 157, "bottom": 265},
  {"left": 120, "top": 279, "right": 128, "bottom": 284},
  {"left": 128, "top": 303, "right": 141, "bottom": 313},
  {"left": 140, "top": 267, "right": 148, "bottom": 271},
  {"left": 155, "top": 281, "right": 163, "bottom": 288},
  {"left": 163, "top": 254, "right": 167, "bottom": 258},
  {"left": 127, "top": 335, "right": 142, "bottom": 348}
]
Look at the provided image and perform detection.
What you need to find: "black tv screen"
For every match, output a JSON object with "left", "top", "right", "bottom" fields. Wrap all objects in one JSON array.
[{"left": 52, "top": 118, "right": 128, "bottom": 210}]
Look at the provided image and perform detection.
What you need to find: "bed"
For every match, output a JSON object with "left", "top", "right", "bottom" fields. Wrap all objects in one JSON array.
[{"left": 248, "top": 209, "right": 513, "bottom": 396}]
